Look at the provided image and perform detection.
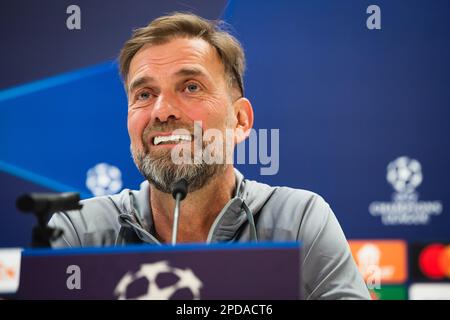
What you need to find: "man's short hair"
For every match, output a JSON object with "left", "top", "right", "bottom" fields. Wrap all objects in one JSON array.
[{"left": 119, "top": 12, "right": 245, "bottom": 97}]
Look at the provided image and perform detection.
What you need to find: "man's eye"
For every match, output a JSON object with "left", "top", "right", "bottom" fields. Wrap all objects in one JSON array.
[
  {"left": 137, "top": 91, "right": 151, "bottom": 101},
  {"left": 185, "top": 83, "right": 200, "bottom": 93}
]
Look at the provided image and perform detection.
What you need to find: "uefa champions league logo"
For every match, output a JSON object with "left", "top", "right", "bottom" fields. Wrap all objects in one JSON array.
[
  {"left": 369, "top": 156, "right": 442, "bottom": 225},
  {"left": 86, "top": 163, "right": 123, "bottom": 196},
  {"left": 386, "top": 156, "right": 422, "bottom": 196},
  {"left": 114, "top": 261, "right": 203, "bottom": 300}
]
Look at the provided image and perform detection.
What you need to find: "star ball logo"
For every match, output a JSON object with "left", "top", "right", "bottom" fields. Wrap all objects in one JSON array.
[
  {"left": 86, "top": 163, "right": 123, "bottom": 196},
  {"left": 114, "top": 261, "right": 203, "bottom": 300},
  {"left": 369, "top": 156, "right": 443, "bottom": 225}
]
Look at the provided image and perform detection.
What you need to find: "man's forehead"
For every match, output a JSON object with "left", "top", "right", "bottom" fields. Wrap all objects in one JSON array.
[
  {"left": 140, "top": 37, "right": 212, "bottom": 57},
  {"left": 128, "top": 37, "right": 223, "bottom": 82}
]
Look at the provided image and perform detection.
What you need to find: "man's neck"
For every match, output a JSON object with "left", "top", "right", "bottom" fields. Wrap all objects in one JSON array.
[{"left": 149, "top": 165, "right": 236, "bottom": 244}]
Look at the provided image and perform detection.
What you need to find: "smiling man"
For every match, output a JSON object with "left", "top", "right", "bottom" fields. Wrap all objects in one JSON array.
[
  {"left": 49, "top": 12, "right": 370, "bottom": 299},
  {"left": 124, "top": 33, "right": 248, "bottom": 243}
]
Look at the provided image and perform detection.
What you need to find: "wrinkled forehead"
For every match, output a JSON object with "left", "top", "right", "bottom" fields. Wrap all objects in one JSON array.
[{"left": 127, "top": 37, "right": 226, "bottom": 87}]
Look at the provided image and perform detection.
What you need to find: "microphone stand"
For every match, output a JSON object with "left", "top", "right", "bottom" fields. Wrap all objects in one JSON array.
[
  {"left": 171, "top": 192, "right": 182, "bottom": 245},
  {"left": 171, "top": 179, "right": 188, "bottom": 245},
  {"left": 16, "top": 192, "right": 83, "bottom": 248}
]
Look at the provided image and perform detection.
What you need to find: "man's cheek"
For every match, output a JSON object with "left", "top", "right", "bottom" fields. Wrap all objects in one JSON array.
[
  {"left": 128, "top": 125, "right": 144, "bottom": 150},
  {"left": 184, "top": 110, "right": 225, "bottom": 132},
  {"left": 181, "top": 107, "right": 206, "bottom": 123},
  {"left": 128, "top": 116, "right": 144, "bottom": 136},
  {"left": 181, "top": 99, "right": 222, "bottom": 123},
  {"left": 126, "top": 117, "right": 134, "bottom": 137}
]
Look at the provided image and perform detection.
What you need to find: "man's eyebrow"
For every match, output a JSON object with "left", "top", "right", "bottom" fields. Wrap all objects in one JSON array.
[
  {"left": 128, "top": 68, "right": 209, "bottom": 93},
  {"left": 128, "top": 76, "right": 155, "bottom": 93},
  {"left": 173, "top": 67, "right": 207, "bottom": 78}
]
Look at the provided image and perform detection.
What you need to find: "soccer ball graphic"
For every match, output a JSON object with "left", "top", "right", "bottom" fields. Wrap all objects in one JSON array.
[
  {"left": 86, "top": 163, "right": 122, "bottom": 196},
  {"left": 386, "top": 156, "right": 422, "bottom": 194},
  {"left": 114, "top": 261, "right": 203, "bottom": 300}
]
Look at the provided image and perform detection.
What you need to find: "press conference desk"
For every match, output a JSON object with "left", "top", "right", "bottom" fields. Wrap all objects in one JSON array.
[{"left": 1, "top": 242, "right": 301, "bottom": 300}]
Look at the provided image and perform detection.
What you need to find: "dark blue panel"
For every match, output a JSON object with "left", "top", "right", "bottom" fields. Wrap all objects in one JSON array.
[
  {"left": 0, "top": 1, "right": 228, "bottom": 247},
  {"left": 224, "top": 0, "right": 450, "bottom": 241},
  {"left": 1, "top": 0, "right": 449, "bottom": 247},
  {"left": 0, "top": 0, "right": 228, "bottom": 89}
]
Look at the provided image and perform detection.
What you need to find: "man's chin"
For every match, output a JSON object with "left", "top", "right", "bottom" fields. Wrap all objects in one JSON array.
[
  {"left": 147, "top": 148, "right": 173, "bottom": 160},
  {"left": 133, "top": 148, "right": 227, "bottom": 194}
]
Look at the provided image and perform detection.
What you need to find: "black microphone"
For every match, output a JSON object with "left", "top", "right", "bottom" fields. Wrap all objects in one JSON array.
[
  {"left": 16, "top": 192, "right": 82, "bottom": 214},
  {"left": 171, "top": 179, "right": 188, "bottom": 245},
  {"left": 171, "top": 179, "right": 188, "bottom": 200},
  {"left": 16, "top": 192, "right": 83, "bottom": 248}
]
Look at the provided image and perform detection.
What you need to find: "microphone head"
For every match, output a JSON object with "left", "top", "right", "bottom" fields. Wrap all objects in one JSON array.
[
  {"left": 171, "top": 179, "right": 188, "bottom": 201},
  {"left": 16, "top": 194, "right": 36, "bottom": 212},
  {"left": 16, "top": 192, "right": 81, "bottom": 214}
]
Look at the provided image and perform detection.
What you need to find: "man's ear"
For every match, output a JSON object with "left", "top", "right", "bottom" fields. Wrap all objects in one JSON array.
[{"left": 233, "top": 97, "right": 254, "bottom": 144}]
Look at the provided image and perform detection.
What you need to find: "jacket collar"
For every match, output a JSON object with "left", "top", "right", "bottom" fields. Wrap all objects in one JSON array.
[{"left": 116, "top": 168, "right": 276, "bottom": 245}]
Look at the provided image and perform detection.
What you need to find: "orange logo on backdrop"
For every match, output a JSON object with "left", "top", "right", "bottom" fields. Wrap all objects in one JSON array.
[
  {"left": 0, "top": 261, "right": 16, "bottom": 280},
  {"left": 348, "top": 240, "right": 407, "bottom": 284}
]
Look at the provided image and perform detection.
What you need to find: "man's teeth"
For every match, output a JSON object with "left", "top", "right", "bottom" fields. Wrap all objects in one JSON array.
[{"left": 153, "top": 135, "right": 192, "bottom": 145}]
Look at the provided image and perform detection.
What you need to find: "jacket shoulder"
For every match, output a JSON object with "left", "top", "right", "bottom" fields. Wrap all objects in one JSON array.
[
  {"left": 48, "top": 190, "right": 130, "bottom": 247},
  {"left": 256, "top": 184, "right": 330, "bottom": 234},
  {"left": 256, "top": 185, "right": 370, "bottom": 299}
]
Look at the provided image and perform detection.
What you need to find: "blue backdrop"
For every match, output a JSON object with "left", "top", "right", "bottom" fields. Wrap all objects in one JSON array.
[{"left": 1, "top": 0, "right": 449, "bottom": 248}]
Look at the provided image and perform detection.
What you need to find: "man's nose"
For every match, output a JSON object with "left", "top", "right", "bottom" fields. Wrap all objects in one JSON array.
[{"left": 151, "top": 93, "right": 181, "bottom": 123}]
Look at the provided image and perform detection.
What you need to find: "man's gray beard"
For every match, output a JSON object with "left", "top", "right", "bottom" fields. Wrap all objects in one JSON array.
[{"left": 132, "top": 147, "right": 227, "bottom": 194}]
